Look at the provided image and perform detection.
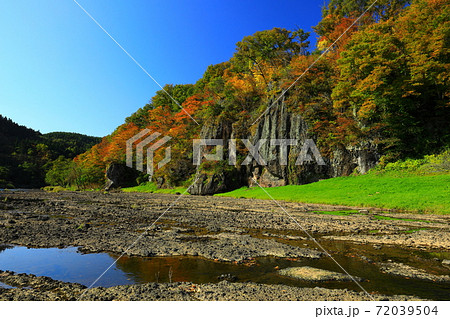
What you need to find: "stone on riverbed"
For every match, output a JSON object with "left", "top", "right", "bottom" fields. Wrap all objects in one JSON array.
[
  {"left": 278, "top": 266, "right": 363, "bottom": 282},
  {"left": 379, "top": 262, "right": 450, "bottom": 282}
]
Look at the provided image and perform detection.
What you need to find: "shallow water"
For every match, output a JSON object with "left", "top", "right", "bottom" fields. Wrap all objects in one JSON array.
[
  {"left": 0, "top": 189, "right": 41, "bottom": 192},
  {"left": 0, "top": 281, "right": 14, "bottom": 289},
  {"left": 0, "top": 246, "right": 133, "bottom": 287},
  {"left": 0, "top": 245, "right": 449, "bottom": 299}
]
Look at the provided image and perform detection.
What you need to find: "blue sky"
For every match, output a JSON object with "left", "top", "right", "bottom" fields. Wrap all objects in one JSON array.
[{"left": 0, "top": 0, "right": 324, "bottom": 137}]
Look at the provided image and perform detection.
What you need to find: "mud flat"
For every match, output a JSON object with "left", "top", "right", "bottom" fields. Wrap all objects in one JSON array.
[{"left": 0, "top": 190, "right": 449, "bottom": 300}]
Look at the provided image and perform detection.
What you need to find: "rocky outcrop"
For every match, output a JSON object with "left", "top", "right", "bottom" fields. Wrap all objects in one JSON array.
[
  {"left": 189, "top": 99, "right": 380, "bottom": 195},
  {"left": 189, "top": 172, "right": 241, "bottom": 196},
  {"left": 188, "top": 118, "right": 244, "bottom": 195},
  {"left": 104, "top": 163, "right": 140, "bottom": 190},
  {"left": 245, "top": 99, "right": 326, "bottom": 187}
]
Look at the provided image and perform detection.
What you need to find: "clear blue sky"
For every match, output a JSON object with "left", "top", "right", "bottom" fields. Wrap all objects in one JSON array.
[{"left": 0, "top": 0, "right": 324, "bottom": 137}]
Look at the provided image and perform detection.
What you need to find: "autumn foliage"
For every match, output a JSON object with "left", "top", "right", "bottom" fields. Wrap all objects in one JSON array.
[{"left": 73, "top": 0, "right": 448, "bottom": 188}]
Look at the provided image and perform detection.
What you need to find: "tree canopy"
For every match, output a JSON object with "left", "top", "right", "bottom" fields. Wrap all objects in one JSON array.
[{"left": 62, "top": 0, "right": 448, "bottom": 188}]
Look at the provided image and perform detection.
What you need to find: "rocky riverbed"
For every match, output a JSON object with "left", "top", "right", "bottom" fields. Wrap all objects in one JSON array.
[
  {"left": 0, "top": 190, "right": 449, "bottom": 300},
  {"left": 0, "top": 271, "right": 420, "bottom": 301}
]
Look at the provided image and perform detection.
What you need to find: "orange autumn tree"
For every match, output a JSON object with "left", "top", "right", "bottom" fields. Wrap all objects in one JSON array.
[
  {"left": 315, "top": 0, "right": 410, "bottom": 54},
  {"left": 152, "top": 94, "right": 204, "bottom": 186}
]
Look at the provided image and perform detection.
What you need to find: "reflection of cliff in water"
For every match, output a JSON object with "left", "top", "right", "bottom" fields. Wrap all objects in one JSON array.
[
  {"left": 110, "top": 250, "right": 450, "bottom": 301},
  {"left": 112, "top": 255, "right": 235, "bottom": 284}
]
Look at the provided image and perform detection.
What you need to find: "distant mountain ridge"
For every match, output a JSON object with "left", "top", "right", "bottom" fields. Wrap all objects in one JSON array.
[{"left": 0, "top": 115, "right": 101, "bottom": 188}]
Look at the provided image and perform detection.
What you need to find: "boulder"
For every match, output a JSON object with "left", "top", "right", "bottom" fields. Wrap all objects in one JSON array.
[
  {"left": 104, "top": 163, "right": 140, "bottom": 190},
  {"left": 188, "top": 172, "right": 240, "bottom": 195}
]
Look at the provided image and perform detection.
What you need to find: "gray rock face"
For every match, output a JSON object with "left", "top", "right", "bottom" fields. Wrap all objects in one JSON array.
[
  {"left": 189, "top": 100, "right": 380, "bottom": 194},
  {"left": 188, "top": 173, "right": 227, "bottom": 195},
  {"left": 247, "top": 100, "right": 325, "bottom": 186},
  {"left": 104, "top": 163, "right": 140, "bottom": 190},
  {"left": 189, "top": 119, "right": 243, "bottom": 195}
]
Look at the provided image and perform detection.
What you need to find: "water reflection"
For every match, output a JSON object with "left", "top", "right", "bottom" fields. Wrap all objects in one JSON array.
[
  {"left": 0, "top": 246, "right": 131, "bottom": 287},
  {"left": 0, "top": 245, "right": 449, "bottom": 299},
  {"left": 0, "top": 281, "right": 14, "bottom": 289}
]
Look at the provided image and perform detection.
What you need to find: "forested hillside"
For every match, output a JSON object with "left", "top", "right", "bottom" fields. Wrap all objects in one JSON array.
[
  {"left": 0, "top": 115, "right": 101, "bottom": 188},
  {"left": 69, "top": 0, "right": 448, "bottom": 191}
]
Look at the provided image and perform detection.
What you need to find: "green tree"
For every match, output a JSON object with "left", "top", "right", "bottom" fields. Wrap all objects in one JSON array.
[
  {"left": 231, "top": 28, "right": 310, "bottom": 81},
  {"left": 45, "top": 156, "right": 74, "bottom": 187},
  {"left": 332, "top": 0, "right": 449, "bottom": 159},
  {"left": 151, "top": 84, "right": 195, "bottom": 112},
  {"left": 322, "top": 0, "right": 410, "bottom": 21}
]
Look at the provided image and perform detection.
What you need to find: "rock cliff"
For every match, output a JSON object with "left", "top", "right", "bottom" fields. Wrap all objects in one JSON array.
[{"left": 189, "top": 100, "right": 379, "bottom": 195}]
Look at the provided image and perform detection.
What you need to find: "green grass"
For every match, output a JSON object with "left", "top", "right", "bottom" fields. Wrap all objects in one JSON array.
[
  {"left": 403, "top": 228, "right": 428, "bottom": 234},
  {"left": 312, "top": 210, "right": 361, "bottom": 216},
  {"left": 216, "top": 173, "right": 450, "bottom": 214},
  {"left": 372, "top": 215, "right": 433, "bottom": 223},
  {"left": 122, "top": 182, "right": 187, "bottom": 194}
]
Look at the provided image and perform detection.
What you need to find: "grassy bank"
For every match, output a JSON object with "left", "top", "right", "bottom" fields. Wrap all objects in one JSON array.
[
  {"left": 122, "top": 153, "right": 449, "bottom": 213},
  {"left": 216, "top": 173, "right": 450, "bottom": 214},
  {"left": 218, "top": 152, "right": 450, "bottom": 214}
]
